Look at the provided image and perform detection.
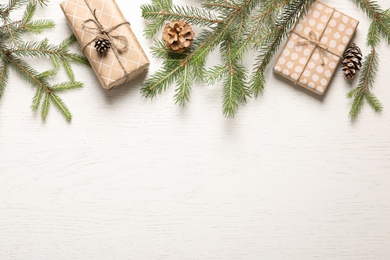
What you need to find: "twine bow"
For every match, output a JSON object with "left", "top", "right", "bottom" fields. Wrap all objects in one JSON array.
[
  {"left": 82, "top": 9, "right": 130, "bottom": 54},
  {"left": 296, "top": 31, "right": 328, "bottom": 65},
  {"left": 81, "top": 0, "right": 131, "bottom": 85},
  {"left": 289, "top": 8, "right": 344, "bottom": 85}
]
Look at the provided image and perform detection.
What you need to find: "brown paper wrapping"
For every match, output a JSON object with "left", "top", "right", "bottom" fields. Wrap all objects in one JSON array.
[
  {"left": 273, "top": 1, "right": 359, "bottom": 95},
  {"left": 60, "top": 0, "right": 150, "bottom": 90}
]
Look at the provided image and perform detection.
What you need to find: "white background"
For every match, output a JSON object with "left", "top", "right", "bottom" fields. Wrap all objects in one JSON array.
[{"left": 1, "top": 0, "right": 390, "bottom": 259}]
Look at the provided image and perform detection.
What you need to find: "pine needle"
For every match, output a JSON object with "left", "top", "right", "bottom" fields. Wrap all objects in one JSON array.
[
  {"left": 41, "top": 92, "right": 50, "bottom": 119},
  {"left": 31, "top": 86, "right": 44, "bottom": 111},
  {"left": 174, "top": 64, "right": 192, "bottom": 106},
  {"left": 49, "top": 92, "right": 72, "bottom": 121},
  {"left": 62, "top": 58, "right": 75, "bottom": 82},
  {"left": 0, "top": 62, "right": 9, "bottom": 98}
]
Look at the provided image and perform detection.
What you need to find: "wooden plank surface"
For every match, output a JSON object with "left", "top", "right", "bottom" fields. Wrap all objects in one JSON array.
[{"left": 0, "top": 0, "right": 390, "bottom": 259}]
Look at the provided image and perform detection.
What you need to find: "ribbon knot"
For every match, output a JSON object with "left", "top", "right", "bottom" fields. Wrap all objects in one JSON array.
[
  {"left": 82, "top": 9, "right": 130, "bottom": 54},
  {"left": 81, "top": 0, "right": 134, "bottom": 86},
  {"left": 288, "top": 8, "right": 344, "bottom": 86},
  {"left": 296, "top": 30, "right": 328, "bottom": 65}
]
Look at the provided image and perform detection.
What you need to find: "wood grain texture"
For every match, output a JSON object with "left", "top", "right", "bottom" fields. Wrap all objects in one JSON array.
[{"left": 0, "top": 0, "right": 390, "bottom": 259}]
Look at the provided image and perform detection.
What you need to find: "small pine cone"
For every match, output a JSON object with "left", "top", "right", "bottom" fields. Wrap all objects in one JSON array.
[
  {"left": 342, "top": 43, "right": 363, "bottom": 79},
  {"left": 162, "top": 20, "right": 195, "bottom": 53},
  {"left": 94, "top": 37, "right": 111, "bottom": 54}
]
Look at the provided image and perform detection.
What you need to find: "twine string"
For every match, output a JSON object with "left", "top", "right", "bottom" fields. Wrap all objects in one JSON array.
[
  {"left": 82, "top": 0, "right": 131, "bottom": 83},
  {"left": 296, "top": 31, "right": 328, "bottom": 65},
  {"left": 82, "top": 9, "right": 129, "bottom": 54},
  {"left": 291, "top": 8, "right": 343, "bottom": 85}
]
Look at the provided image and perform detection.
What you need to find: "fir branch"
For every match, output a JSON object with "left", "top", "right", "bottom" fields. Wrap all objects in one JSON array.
[
  {"left": 143, "top": 0, "right": 389, "bottom": 119},
  {"left": 351, "top": 0, "right": 390, "bottom": 45},
  {"left": 59, "top": 34, "right": 77, "bottom": 49},
  {"left": 142, "top": 0, "right": 285, "bottom": 117},
  {"left": 62, "top": 58, "right": 75, "bottom": 81},
  {"left": 66, "top": 53, "right": 90, "bottom": 66},
  {"left": 349, "top": 0, "right": 382, "bottom": 19},
  {"left": 348, "top": 0, "right": 389, "bottom": 119},
  {"left": 41, "top": 92, "right": 50, "bottom": 119},
  {"left": 142, "top": 0, "right": 173, "bottom": 39},
  {"left": 6, "top": 54, "right": 80, "bottom": 120},
  {"left": 377, "top": 9, "right": 390, "bottom": 44},
  {"left": 367, "top": 18, "right": 380, "bottom": 47},
  {"left": 174, "top": 64, "right": 192, "bottom": 106},
  {"left": 22, "top": 2, "right": 36, "bottom": 24},
  {"left": 0, "top": 61, "right": 9, "bottom": 98},
  {"left": 221, "top": 39, "right": 250, "bottom": 117},
  {"left": 347, "top": 49, "right": 382, "bottom": 119},
  {"left": 10, "top": 40, "right": 62, "bottom": 58},
  {"left": 31, "top": 86, "right": 43, "bottom": 111},
  {"left": 7, "top": 54, "right": 51, "bottom": 90},
  {"left": 0, "top": 1, "right": 87, "bottom": 121},
  {"left": 50, "top": 81, "right": 83, "bottom": 92},
  {"left": 24, "top": 19, "right": 55, "bottom": 34},
  {"left": 141, "top": 61, "right": 183, "bottom": 98},
  {"left": 37, "top": 56, "right": 60, "bottom": 80},
  {"left": 2, "top": 0, "right": 28, "bottom": 15},
  {"left": 2, "top": 17, "right": 20, "bottom": 46},
  {"left": 143, "top": 17, "right": 166, "bottom": 39},
  {"left": 49, "top": 92, "right": 72, "bottom": 121},
  {"left": 153, "top": 0, "right": 173, "bottom": 11},
  {"left": 251, "top": 0, "right": 314, "bottom": 96},
  {"left": 204, "top": 2, "right": 239, "bottom": 11},
  {"left": 142, "top": 4, "right": 221, "bottom": 27},
  {"left": 365, "top": 90, "right": 383, "bottom": 112},
  {"left": 32, "top": 0, "right": 48, "bottom": 6}
]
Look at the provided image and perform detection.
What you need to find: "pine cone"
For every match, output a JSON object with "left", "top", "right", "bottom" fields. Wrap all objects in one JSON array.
[
  {"left": 162, "top": 20, "right": 195, "bottom": 53},
  {"left": 342, "top": 43, "right": 363, "bottom": 79},
  {"left": 95, "top": 37, "right": 111, "bottom": 54}
]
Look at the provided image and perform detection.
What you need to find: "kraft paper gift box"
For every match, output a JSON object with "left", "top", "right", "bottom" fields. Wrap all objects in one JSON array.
[
  {"left": 60, "top": 0, "right": 150, "bottom": 90},
  {"left": 273, "top": 1, "right": 359, "bottom": 95}
]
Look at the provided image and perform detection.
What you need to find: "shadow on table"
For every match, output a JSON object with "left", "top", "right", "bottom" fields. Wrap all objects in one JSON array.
[{"left": 98, "top": 71, "right": 149, "bottom": 103}]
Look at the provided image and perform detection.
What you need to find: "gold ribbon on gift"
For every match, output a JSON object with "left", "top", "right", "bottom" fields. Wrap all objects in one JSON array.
[
  {"left": 290, "top": 8, "right": 343, "bottom": 85},
  {"left": 81, "top": 0, "right": 131, "bottom": 82}
]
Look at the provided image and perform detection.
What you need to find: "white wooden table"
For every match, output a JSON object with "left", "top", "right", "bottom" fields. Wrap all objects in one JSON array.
[{"left": 1, "top": 0, "right": 390, "bottom": 259}]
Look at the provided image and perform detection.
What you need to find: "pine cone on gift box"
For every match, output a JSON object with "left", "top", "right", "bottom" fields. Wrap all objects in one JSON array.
[
  {"left": 162, "top": 20, "right": 195, "bottom": 53},
  {"left": 342, "top": 43, "right": 363, "bottom": 79},
  {"left": 94, "top": 37, "right": 111, "bottom": 54}
]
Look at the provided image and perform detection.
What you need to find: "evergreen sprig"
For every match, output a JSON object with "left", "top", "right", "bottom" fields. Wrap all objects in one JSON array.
[
  {"left": 347, "top": 0, "right": 390, "bottom": 119},
  {"left": 142, "top": 0, "right": 313, "bottom": 117},
  {"left": 143, "top": 0, "right": 389, "bottom": 120},
  {"left": 0, "top": 0, "right": 89, "bottom": 121}
]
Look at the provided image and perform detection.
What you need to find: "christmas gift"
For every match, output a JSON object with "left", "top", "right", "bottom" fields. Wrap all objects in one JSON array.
[
  {"left": 273, "top": 1, "right": 359, "bottom": 95},
  {"left": 60, "top": 0, "right": 150, "bottom": 90}
]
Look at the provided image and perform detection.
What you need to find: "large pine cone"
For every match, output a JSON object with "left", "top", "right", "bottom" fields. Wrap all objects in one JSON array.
[
  {"left": 162, "top": 20, "right": 195, "bottom": 53},
  {"left": 342, "top": 43, "right": 363, "bottom": 79}
]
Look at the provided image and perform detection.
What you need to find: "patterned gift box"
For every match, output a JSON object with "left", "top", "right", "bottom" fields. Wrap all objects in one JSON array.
[
  {"left": 60, "top": 0, "right": 150, "bottom": 90},
  {"left": 273, "top": 1, "right": 359, "bottom": 95}
]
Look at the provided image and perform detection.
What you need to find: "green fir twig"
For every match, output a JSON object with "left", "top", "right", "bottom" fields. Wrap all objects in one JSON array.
[
  {"left": 347, "top": 0, "right": 389, "bottom": 119},
  {"left": 0, "top": 0, "right": 89, "bottom": 121},
  {"left": 142, "top": 0, "right": 389, "bottom": 120},
  {"left": 142, "top": 0, "right": 314, "bottom": 118}
]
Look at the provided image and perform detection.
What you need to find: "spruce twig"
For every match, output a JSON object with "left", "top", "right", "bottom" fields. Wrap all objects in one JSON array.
[
  {"left": 347, "top": 0, "right": 389, "bottom": 119},
  {"left": 0, "top": 1, "right": 89, "bottom": 121},
  {"left": 142, "top": 0, "right": 311, "bottom": 117},
  {"left": 347, "top": 49, "right": 382, "bottom": 119},
  {"left": 143, "top": 0, "right": 389, "bottom": 120}
]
